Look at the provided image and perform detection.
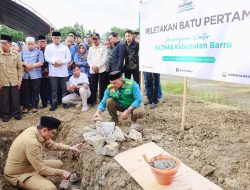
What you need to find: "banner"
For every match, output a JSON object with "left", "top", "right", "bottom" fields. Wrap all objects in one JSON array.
[{"left": 139, "top": 0, "right": 250, "bottom": 84}]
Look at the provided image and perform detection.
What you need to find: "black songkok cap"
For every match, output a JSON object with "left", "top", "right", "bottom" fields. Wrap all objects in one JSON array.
[
  {"left": 37, "top": 35, "right": 46, "bottom": 40},
  {"left": 1, "top": 34, "right": 12, "bottom": 42},
  {"left": 109, "top": 71, "right": 122, "bottom": 81},
  {"left": 92, "top": 33, "right": 100, "bottom": 39},
  {"left": 40, "top": 116, "right": 61, "bottom": 129},
  {"left": 52, "top": 31, "right": 61, "bottom": 37}
]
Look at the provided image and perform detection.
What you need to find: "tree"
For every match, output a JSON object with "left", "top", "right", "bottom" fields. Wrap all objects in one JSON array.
[
  {"left": 0, "top": 25, "right": 25, "bottom": 42},
  {"left": 103, "top": 27, "right": 139, "bottom": 41},
  {"left": 58, "top": 22, "right": 94, "bottom": 41}
]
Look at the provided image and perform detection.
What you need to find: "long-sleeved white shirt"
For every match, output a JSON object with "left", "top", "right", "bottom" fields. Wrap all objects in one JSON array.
[
  {"left": 87, "top": 44, "right": 108, "bottom": 74},
  {"left": 44, "top": 43, "right": 71, "bottom": 77}
]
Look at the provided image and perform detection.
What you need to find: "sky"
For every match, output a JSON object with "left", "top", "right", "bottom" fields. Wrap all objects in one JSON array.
[{"left": 19, "top": 0, "right": 140, "bottom": 35}]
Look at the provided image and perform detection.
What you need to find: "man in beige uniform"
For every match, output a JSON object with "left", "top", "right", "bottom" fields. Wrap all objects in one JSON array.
[
  {"left": 4, "top": 116, "right": 83, "bottom": 190},
  {"left": 0, "top": 34, "right": 23, "bottom": 122}
]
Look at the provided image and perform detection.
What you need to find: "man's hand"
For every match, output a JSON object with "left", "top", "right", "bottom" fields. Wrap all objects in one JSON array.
[
  {"left": 93, "top": 110, "right": 102, "bottom": 121},
  {"left": 92, "top": 66, "right": 99, "bottom": 73},
  {"left": 121, "top": 110, "right": 130, "bottom": 120},
  {"left": 24, "top": 64, "right": 33, "bottom": 72},
  {"left": 63, "top": 170, "right": 71, "bottom": 180},
  {"left": 69, "top": 143, "right": 84, "bottom": 153},
  {"left": 17, "top": 81, "right": 22, "bottom": 89},
  {"left": 67, "top": 85, "right": 75, "bottom": 92}
]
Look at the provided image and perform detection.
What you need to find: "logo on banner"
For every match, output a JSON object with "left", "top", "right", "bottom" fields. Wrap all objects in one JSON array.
[
  {"left": 222, "top": 72, "right": 227, "bottom": 77},
  {"left": 177, "top": 0, "right": 195, "bottom": 13},
  {"left": 175, "top": 68, "right": 193, "bottom": 73}
]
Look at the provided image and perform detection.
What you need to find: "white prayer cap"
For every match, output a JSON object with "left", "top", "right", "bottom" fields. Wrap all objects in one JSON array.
[{"left": 25, "top": 37, "right": 35, "bottom": 42}]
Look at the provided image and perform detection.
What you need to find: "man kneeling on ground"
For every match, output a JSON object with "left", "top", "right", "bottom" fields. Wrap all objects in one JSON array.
[
  {"left": 62, "top": 65, "right": 91, "bottom": 112},
  {"left": 93, "top": 71, "right": 144, "bottom": 123},
  {"left": 4, "top": 116, "right": 83, "bottom": 190}
]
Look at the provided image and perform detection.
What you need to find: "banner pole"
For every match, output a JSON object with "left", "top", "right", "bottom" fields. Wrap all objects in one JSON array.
[{"left": 181, "top": 77, "right": 187, "bottom": 131}]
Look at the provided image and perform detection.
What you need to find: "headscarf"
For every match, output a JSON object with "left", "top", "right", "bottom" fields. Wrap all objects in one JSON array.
[{"left": 77, "top": 43, "right": 88, "bottom": 61}]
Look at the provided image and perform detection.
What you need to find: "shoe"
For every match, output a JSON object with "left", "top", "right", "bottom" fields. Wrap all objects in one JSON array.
[
  {"left": 150, "top": 103, "right": 158, "bottom": 109},
  {"left": 41, "top": 105, "right": 47, "bottom": 109},
  {"left": 91, "top": 102, "right": 96, "bottom": 107},
  {"left": 49, "top": 104, "right": 57, "bottom": 111},
  {"left": 2, "top": 116, "right": 9, "bottom": 122},
  {"left": 14, "top": 115, "right": 22, "bottom": 120},
  {"left": 32, "top": 108, "right": 38, "bottom": 113},
  {"left": 81, "top": 106, "right": 89, "bottom": 112},
  {"left": 63, "top": 104, "right": 70, "bottom": 109},
  {"left": 158, "top": 96, "right": 164, "bottom": 102},
  {"left": 75, "top": 102, "right": 82, "bottom": 108},
  {"left": 22, "top": 108, "right": 29, "bottom": 114},
  {"left": 144, "top": 99, "right": 150, "bottom": 105}
]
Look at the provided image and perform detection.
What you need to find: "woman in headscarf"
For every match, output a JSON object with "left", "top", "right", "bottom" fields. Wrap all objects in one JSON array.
[{"left": 73, "top": 43, "right": 90, "bottom": 77}]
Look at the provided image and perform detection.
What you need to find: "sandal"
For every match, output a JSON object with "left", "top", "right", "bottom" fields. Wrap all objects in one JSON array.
[
  {"left": 32, "top": 108, "right": 38, "bottom": 113},
  {"left": 22, "top": 108, "right": 29, "bottom": 114}
]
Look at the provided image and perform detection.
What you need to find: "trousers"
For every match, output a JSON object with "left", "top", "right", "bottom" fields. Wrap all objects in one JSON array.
[
  {"left": 62, "top": 88, "right": 91, "bottom": 107},
  {"left": 17, "top": 160, "right": 63, "bottom": 190},
  {"left": 20, "top": 78, "right": 41, "bottom": 109},
  {"left": 89, "top": 72, "right": 109, "bottom": 104},
  {"left": 0, "top": 86, "right": 20, "bottom": 117},
  {"left": 49, "top": 77, "right": 68, "bottom": 106},
  {"left": 106, "top": 98, "right": 144, "bottom": 122}
]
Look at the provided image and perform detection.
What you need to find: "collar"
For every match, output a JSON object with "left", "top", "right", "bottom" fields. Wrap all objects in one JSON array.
[
  {"left": 121, "top": 79, "right": 126, "bottom": 88},
  {"left": 126, "top": 40, "right": 134, "bottom": 46},
  {"left": 114, "top": 41, "right": 120, "bottom": 46},
  {"left": 35, "top": 127, "right": 46, "bottom": 143},
  {"left": 0, "top": 48, "right": 14, "bottom": 55}
]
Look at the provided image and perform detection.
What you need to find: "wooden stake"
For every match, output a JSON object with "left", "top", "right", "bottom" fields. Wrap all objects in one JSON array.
[{"left": 181, "top": 77, "right": 187, "bottom": 131}]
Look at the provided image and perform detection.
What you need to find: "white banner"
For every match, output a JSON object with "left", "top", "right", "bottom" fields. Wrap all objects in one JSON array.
[{"left": 139, "top": 0, "right": 250, "bottom": 84}]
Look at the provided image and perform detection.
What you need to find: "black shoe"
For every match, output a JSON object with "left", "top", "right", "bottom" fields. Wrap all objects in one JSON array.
[
  {"left": 91, "top": 102, "right": 96, "bottom": 107},
  {"left": 63, "top": 104, "right": 70, "bottom": 109},
  {"left": 2, "top": 116, "right": 9, "bottom": 122},
  {"left": 14, "top": 115, "right": 22, "bottom": 120},
  {"left": 49, "top": 104, "right": 57, "bottom": 111}
]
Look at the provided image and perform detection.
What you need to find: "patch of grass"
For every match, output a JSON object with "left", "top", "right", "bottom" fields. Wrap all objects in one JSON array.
[
  {"left": 161, "top": 81, "right": 227, "bottom": 105},
  {"left": 192, "top": 92, "right": 227, "bottom": 104},
  {"left": 161, "top": 81, "right": 184, "bottom": 94}
]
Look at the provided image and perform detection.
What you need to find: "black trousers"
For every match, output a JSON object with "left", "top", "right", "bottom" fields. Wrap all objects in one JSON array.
[
  {"left": 40, "top": 77, "right": 51, "bottom": 107},
  {"left": 20, "top": 78, "right": 41, "bottom": 109},
  {"left": 146, "top": 72, "right": 160, "bottom": 104},
  {"left": 124, "top": 66, "right": 140, "bottom": 86},
  {"left": 49, "top": 77, "right": 68, "bottom": 105},
  {"left": 0, "top": 86, "right": 21, "bottom": 117},
  {"left": 90, "top": 72, "right": 109, "bottom": 103}
]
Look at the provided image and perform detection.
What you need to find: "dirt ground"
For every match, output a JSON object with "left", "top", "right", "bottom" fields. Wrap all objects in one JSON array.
[{"left": 0, "top": 94, "right": 250, "bottom": 190}]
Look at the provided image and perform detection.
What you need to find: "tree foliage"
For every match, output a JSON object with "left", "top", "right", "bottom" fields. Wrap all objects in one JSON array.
[
  {"left": 103, "top": 27, "right": 139, "bottom": 41},
  {"left": 58, "top": 23, "right": 95, "bottom": 41},
  {"left": 0, "top": 25, "right": 25, "bottom": 42}
]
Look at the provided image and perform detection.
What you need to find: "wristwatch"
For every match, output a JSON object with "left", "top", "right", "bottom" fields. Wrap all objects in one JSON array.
[{"left": 126, "top": 109, "right": 131, "bottom": 113}]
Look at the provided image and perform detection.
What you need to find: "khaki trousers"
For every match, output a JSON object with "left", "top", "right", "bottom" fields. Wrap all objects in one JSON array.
[
  {"left": 62, "top": 88, "right": 91, "bottom": 107},
  {"left": 106, "top": 98, "right": 144, "bottom": 122},
  {"left": 17, "top": 160, "right": 63, "bottom": 190}
]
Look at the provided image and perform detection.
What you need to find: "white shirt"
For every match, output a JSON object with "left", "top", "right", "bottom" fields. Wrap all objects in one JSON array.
[
  {"left": 69, "top": 72, "right": 89, "bottom": 86},
  {"left": 44, "top": 43, "right": 71, "bottom": 77},
  {"left": 87, "top": 44, "right": 108, "bottom": 74}
]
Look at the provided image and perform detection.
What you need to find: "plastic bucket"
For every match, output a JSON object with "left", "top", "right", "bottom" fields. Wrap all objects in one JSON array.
[{"left": 150, "top": 154, "right": 180, "bottom": 185}]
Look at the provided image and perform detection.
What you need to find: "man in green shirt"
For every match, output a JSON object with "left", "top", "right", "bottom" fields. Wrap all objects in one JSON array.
[{"left": 93, "top": 71, "right": 144, "bottom": 123}]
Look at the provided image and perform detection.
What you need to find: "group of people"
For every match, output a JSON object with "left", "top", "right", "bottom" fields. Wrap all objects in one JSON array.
[{"left": 0, "top": 29, "right": 162, "bottom": 123}]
